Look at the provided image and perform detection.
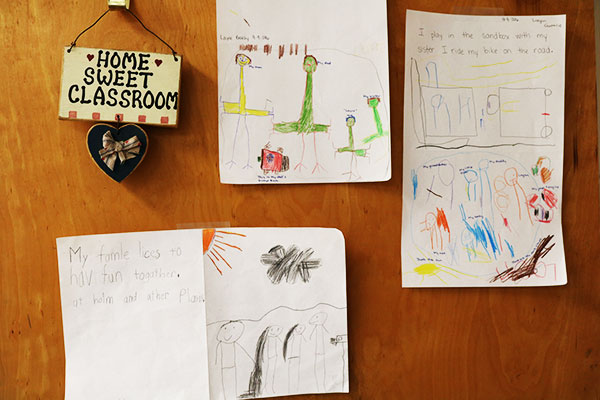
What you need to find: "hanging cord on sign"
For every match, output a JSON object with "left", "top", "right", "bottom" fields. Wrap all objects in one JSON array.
[
  {"left": 67, "top": 7, "right": 179, "bottom": 61},
  {"left": 116, "top": 114, "right": 121, "bottom": 133}
]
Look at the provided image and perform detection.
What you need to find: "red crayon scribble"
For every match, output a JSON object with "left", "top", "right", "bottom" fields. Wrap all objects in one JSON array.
[
  {"left": 542, "top": 188, "right": 558, "bottom": 208},
  {"left": 436, "top": 208, "right": 450, "bottom": 237},
  {"left": 542, "top": 113, "right": 550, "bottom": 116},
  {"left": 528, "top": 194, "right": 539, "bottom": 208}
]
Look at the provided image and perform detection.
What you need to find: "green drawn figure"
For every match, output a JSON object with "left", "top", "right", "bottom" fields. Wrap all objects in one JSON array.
[
  {"left": 362, "top": 97, "right": 389, "bottom": 144},
  {"left": 336, "top": 116, "right": 369, "bottom": 180},
  {"left": 273, "top": 55, "right": 329, "bottom": 173},
  {"left": 223, "top": 54, "right": 271, "bottom": 169}
]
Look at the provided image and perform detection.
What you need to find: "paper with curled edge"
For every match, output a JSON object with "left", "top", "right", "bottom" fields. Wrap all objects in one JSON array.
[{"left": 402, "top": 10, "right": 567, "bottom": 287}]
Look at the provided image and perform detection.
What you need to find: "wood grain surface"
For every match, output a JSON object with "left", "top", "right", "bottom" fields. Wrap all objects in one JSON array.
[{"left": 1, "top": 1, "right": 599, "bottom": 398}]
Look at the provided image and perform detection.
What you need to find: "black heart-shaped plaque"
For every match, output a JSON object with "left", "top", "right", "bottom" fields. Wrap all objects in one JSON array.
[{"left": 87, "top": 123, "right": 148, "bottom": 182}]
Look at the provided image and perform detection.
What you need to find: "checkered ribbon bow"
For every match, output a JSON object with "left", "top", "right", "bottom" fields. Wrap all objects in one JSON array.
[{"left": 98, "top": 131, "right": 141, "bottom": 170}]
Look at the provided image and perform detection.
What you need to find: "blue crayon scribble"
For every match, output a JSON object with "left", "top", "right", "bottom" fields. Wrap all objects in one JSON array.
[
  {"left": 411, "top": 169, "right": 418, "bottom": 199},
  {"left": 459, "top": 204, "right": 501, "bottom": 260},
  {"left": 504, "top": 240, "right": 515, "bottom": 257}
]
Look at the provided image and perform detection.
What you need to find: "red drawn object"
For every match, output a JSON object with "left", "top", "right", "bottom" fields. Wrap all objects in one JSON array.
[
  {"left": 87, "top": 54, "right": 94, "bottom": 61},
  {"left": 160, "top": 116, "right": 169, "bottom": 124},
  {"left": 528, "top": 194, "right": 539, "bottom": 208},
  {"left": 436, "top": 208, "right": 450, "bottom": 236},
  {"left": 138, "top": 115, "right": 146, "bottom": 123},
  {"left": 260, "top": 148, "right": 289, "bottom": 174},
  {"left": 542, "top": 188, "right": 558, "bottom": 209},
  {"left": 528, "top": 193, "right": 554, "bottom": 223},
  {"left": 542, "top": 113, "right": 550, "bottom": 116},
  {"left": 114, "top": 113, "right": 123, "bottom": 121},
  {"left": 92, "top": 112, "right": 100, "bottom": 120},
  {"left": 68, "top": 111, "right": 77, "bottom": 118},
  {"left": 155, "top": 59, "right": 163, "bottom": 67}
]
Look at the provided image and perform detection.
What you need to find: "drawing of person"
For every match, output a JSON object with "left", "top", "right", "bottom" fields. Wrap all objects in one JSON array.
[
  {"left": 504, "top": 167, "right": 533, "bottom": 224},
  {"left": 493, "top": 176, "right": 509, "bottom": 214},
  {"left": 329, "top": 334, "right": 349, "bottom": 392},
  {"left": 478, "top": 159, "right": 494, "bottom": 219},
  {"left": 283, "top": 324, "right": 306, "bottom": 393},
  {"left": 215, "top": 321, "right": 253, "bottom": 400},
  {"left": 461, "top": 229, "right": 477, "bottom": 261},
  {"left": 421, "top": 212, "right": 441, "bottom": 249},
  {"left": 463, "top": 169, "right": 478, "bottom": 202},
  {"left": 265, "top": 325, "right": 283, "bottom": 394},
  {"left": 420, "top": 208, "right": 450, "bottom": 251},
  {"left": 223, "top": 53, "right": 271, "bottom": 169},
  {"left": 273, "top": 55, "right": 330, "bottom": 174},
  {"left": 429, "top": 94, "right": 451, "bottom": 135},
  {"left": 437, "top": 160, "right": 455, "bottom": 208},
  {"left": 245, "top": 325, "right": 281, "bottom": 398},
  {"left": 309, "top": 312, "right": 329, "bottom": 391}
]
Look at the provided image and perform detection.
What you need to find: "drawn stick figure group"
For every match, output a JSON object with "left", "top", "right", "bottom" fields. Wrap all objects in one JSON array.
[
  {"left": 216, "top": 312, "right": 341, "bottom": 399},
  {"left": 223, "top": 53, "right": 388, "bottom": 175}
]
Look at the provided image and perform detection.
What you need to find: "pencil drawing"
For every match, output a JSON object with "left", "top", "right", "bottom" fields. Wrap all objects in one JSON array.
[{"left": 260, "top": 245, "right": 321, "bottom": 284}]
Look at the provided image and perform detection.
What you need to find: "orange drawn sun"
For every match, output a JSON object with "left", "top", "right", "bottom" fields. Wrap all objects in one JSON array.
[{"left": 203, "top": 229, "right": 246, "bottom": 275}]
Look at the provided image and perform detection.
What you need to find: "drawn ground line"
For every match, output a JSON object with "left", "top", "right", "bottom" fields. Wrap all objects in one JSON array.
[
  {"left": 416, "top": 143, "right": 556, "bottom": 150},
  {"left": 207, "top": 302, "right": 347, "bottom": 326}
]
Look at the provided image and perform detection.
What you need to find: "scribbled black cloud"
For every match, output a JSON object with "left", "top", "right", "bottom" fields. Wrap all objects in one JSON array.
[{"left": 260, "top": 245, "right": 321, "bottom": 284}]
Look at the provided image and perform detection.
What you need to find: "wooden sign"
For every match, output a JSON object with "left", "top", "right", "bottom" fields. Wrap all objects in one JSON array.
[{"left": 59, "top": 47, "right": 181, "bottom": 127}]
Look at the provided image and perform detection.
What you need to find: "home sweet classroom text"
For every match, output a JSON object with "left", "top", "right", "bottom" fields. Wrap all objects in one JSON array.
[{"left": 59, "top": 47, "right": 181, "bottom": 126}]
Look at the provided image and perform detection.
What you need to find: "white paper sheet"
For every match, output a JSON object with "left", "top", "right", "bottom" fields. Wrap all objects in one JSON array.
[
  {"left": 217, "top": 0, "right": 391, "bottom": 184},
  {"left": 202, "top": 228, "right": 348, "bottom": 398},
  {"left": 57, "top": 230, "right": 210, "bottom": 399},
  {"left": 402, "top": 10, "right": 567, "bottom": 287}
]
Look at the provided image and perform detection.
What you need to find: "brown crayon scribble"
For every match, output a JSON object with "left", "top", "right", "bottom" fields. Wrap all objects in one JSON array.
[
  {"left": 491, "top": 235, "right": 555, "bottom": 282},
  {"left": 239, "top": 44, "right": 258, "bottom": 52}
]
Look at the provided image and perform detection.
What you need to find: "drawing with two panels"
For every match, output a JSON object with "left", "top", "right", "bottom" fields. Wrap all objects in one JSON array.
[{"left": 402, "top": 11, "right": 567, "bottom": 287}]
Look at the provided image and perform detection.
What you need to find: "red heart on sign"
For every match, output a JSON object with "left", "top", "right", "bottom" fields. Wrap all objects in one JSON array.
[
  {"left": 87, "top": 54, "right": 94, "bottom": 61},
  {"left": 155, "top": 59, "right": 163, "bottom": 67}
]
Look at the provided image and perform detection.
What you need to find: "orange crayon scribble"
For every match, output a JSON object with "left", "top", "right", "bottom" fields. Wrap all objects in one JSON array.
[
  {"left": 207, "top": 253, "right": 222, "bottom": 275},
  {"left": 540, "top": 168, "right": 552, "bottom": 183},
  {"left": 203, "top": 229, "right": 216, "bottom": 254},
  {"left": 203, "top": 229, "right": 246, "bottom": 274},
  {"left": 421, "top": 208, "right": 451, "bottom": 250}
]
